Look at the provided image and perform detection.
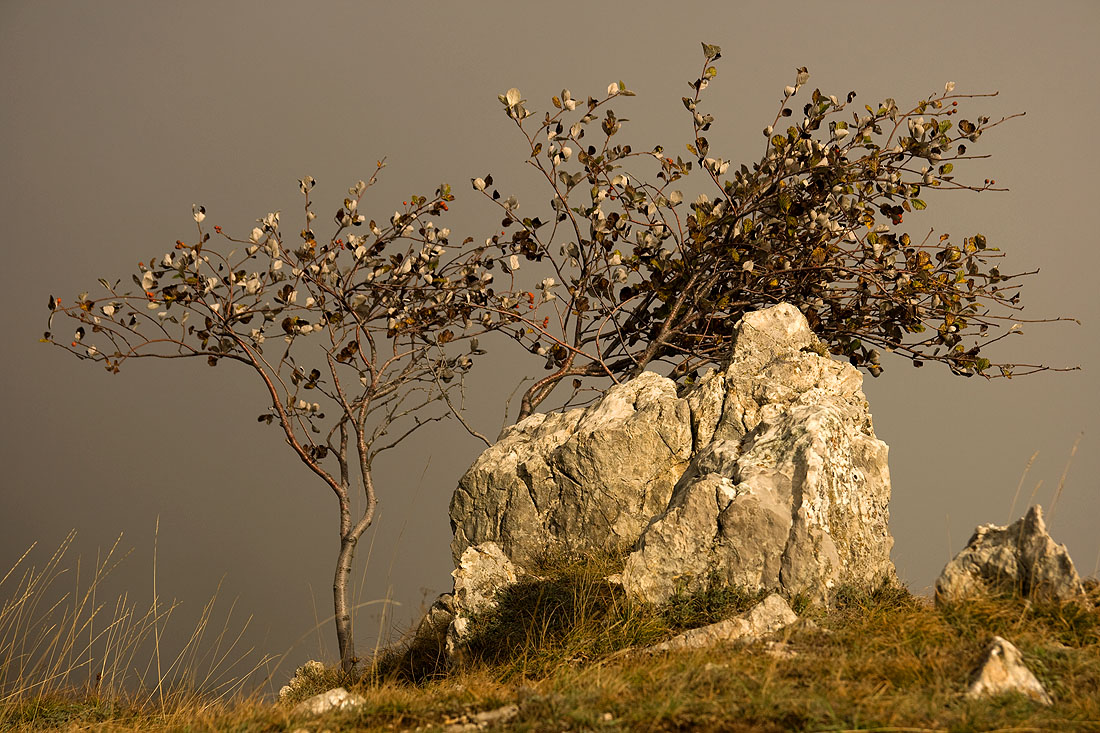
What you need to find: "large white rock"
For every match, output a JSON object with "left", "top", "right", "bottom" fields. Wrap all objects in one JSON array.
[
  {"left": 936, "top": 505, "right": 1087, "bottom": 605},
  {"left": 449, "top": 303, "right": 896, "bottom": 606},
  {"left": 968, "top": 636, "right": 1053, "bottom": 705}
]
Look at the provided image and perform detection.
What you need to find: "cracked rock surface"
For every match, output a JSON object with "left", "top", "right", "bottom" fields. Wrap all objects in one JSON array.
[{"left": 449, "top": 303, "right": 896, "bottom": 605}]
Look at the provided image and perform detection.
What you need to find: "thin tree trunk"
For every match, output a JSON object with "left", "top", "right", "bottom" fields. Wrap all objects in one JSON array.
[{"left": 333, "top": 534, "right": 358, "bottom": 674}]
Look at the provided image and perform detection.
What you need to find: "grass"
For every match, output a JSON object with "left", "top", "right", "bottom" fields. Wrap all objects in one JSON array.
[
  {"left": 3, "top": 543, "right": 1099, "bottom": 732},
  {"left": 0, "top": 530, "right": 276, "bottom": 731}
]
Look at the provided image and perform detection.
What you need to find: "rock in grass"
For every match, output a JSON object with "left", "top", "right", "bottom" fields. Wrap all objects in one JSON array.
[
  {"left": 450, "top": 303, "right": 896, "bottom": 606},
  {"left": 278, "top": 659, "right": 328, "bottom": 703},
  {"left": 442, "top": 703, "right": 521, "bottom": 731},
  {"left": 292, "top": 686, "right": 366, "bottom": 716},
  {"left": 644, "top": 593, "right": 799, "bottom": 653},
  {"left": 968, "top": 636, "right": 1053, "bottom": 705},
  {"left": 936, "top": 505, "right": 1087, "bottom": 605},
  {"left": 445, "top": 542, "right": 519, "bottom": 655}
]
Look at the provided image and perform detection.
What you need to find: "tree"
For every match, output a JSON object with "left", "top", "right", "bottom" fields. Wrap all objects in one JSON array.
[
  {"left": 44, "top": 163, "right": 502, "bottom": 673},
  {"left": 46, "top": 43, "right": 1079, "bottom": 672},
  {"left": 473, "top": 44, "right": 1077, "bottom": 419}
]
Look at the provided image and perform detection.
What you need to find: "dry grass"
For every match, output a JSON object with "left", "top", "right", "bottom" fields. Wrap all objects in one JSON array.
[
  {"left": 4, "top": 543, "right": 1099, "bottom": 732},
  {"left": 0, "top": 530, "right": 275, "bottom": 731}
]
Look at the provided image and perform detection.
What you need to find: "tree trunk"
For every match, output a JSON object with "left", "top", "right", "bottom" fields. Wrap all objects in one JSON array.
[{"left": 333, "top": 534, "right": 358, "bottom": 674}]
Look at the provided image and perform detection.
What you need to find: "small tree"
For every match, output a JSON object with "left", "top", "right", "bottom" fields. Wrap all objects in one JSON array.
[
  {"left": 473, "top": 44, "right": 1077, "bottom": 418},
  {"left": 45, "top": 164, "right": 500, "bottom": 673}
]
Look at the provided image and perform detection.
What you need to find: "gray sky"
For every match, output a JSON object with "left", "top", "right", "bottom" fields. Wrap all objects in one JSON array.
[{"left": 3, "top": 1, "right": 1097, "bottom": 687}]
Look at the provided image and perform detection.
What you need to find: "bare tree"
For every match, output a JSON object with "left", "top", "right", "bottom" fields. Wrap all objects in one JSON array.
[{"left": 45, "top": 164, "right": 500, "bottom": 673}]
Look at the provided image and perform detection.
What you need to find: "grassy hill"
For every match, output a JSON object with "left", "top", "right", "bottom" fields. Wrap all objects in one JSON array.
[{"left": 3, "top": 550, "right": 1099, "bottom": 732}]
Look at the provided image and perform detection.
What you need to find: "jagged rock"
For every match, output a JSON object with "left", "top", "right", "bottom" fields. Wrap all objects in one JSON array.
[
  {"left": 968, "top": 636, "right": 1053, "bottom": 705},
  {"left": 936, "top": 505, "right": 1087, "bottom": 605},
  {"left": 449, "top": 303, "right": 895, "bottom": 606},
  {"left": 644, "top": 593, "right": 798, "bottom": 653},
  {"left": 292, "top": 686, "right": 366, "bottom": 716},
  {"left": 444, "top": 542, "right": 519, "bottom": 655}
]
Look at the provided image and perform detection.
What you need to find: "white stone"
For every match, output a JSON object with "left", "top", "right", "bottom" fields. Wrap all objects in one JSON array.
[
  {"left": 968, "top": 636, "right": 1053, "bottom": 705},
  {"left": 292, "top": 686, "right": 366, "bottom": 717},
  {"left": 645, "top": 594, "right": 798, "bottom": 652}
]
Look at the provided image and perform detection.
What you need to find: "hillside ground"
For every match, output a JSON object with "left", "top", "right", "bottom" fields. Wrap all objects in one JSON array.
[{"left": 3, "top": 551, "right": 1099, "bottom": 732}]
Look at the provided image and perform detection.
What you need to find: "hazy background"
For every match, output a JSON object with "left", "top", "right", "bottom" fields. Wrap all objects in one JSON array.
[{"left": 3, "top": 1, "right": 1097, "bottom": 690}]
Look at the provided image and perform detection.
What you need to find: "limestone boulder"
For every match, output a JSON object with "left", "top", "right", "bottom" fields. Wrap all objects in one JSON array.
[
  {"left": 935, "top": 505, "right": 1087, "bottom": 605},
  {"left": 449, "top": 303, "right": 896, "bottom": 606},
  {"left": 620, "top": 304, "right": 894, "bottom": 604}
]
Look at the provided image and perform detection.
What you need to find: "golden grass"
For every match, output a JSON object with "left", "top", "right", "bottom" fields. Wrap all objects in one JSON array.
[
  {"left": 4, "top": 543, "right": 1099, "bottom": 732},
  {"left": 0, "top": 529, "right": 275, "bottom": 731}
]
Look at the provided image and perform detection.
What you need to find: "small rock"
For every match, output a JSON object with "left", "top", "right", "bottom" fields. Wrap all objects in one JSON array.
[
  {"left": 968, "top": 636, "right": 1052, "bottom": 705},
  {"left": 441, "top": 703, "right": 520, "bottom": 732},
  {"left": 764, "top": 640, "right": 798, "bottom": 659},
  {"left": 278, "top": 659, "right": 328, "bottom": 703},
  {"left": 445, "top": 542, "right": 519, "bottom": 655},
  {"left": 936, "top": 505, "right": 1087, "bottom": 605},
  {"left": 645, "top": 593, "right": 798, "bottom": 652},
  {"left": 452, "top": 543, "right": 518, "bottom": 617},
  {"left": 472, "top": 703, "right": 520, "bottom": 725},
  {"left": 412, "top": 593, "right": 456, "bottom": 645},
  {"left": 292, "top": 687, "right": 366, "bottom": 717}
]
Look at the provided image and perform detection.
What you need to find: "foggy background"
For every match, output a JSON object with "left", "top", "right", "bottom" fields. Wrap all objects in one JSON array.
[{"left": 3, "top": 1, "right": 1097, "bottom": 691}]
